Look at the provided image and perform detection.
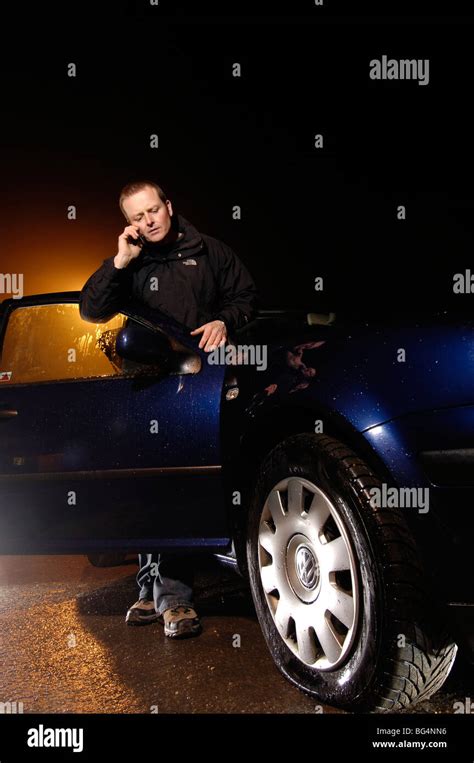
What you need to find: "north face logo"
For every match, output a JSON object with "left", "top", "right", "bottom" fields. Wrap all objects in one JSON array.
[{"left": 182, "top": 259, "right": 197, "bottom": 266}]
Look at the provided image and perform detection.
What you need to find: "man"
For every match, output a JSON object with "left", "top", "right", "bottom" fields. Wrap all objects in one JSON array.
[{"left": 79, "top": 180, "right": 258, "bottom": 638}]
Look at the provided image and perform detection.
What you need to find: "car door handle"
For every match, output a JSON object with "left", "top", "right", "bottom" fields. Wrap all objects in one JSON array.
[{"left": 0, "top": 408, "right": 18, "bottom": 419}]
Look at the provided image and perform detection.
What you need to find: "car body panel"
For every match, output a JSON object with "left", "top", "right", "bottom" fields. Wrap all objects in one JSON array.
[
  {"left": 237, "top": 316, "right": 474, "bottom": 432},
  {"left": 0, "top": 293, "right": 230, "bottom": 553},
  {"left": 362, "top": 405, "right": 474, "bottom": 604}
]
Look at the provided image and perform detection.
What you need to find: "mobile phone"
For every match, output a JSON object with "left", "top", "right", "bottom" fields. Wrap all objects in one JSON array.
[{"left": 126, "top": 232, "right": 146, "bottom": 247}]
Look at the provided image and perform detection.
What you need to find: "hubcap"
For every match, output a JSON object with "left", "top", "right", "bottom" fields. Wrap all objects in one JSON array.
[{"left": 258, "top": 476, "right": 359, "bottom": 671}]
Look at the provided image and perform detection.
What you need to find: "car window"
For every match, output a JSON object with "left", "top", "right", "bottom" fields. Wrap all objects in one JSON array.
[{"left": 0, "top": 303, "right": 163, "bottom": 385}]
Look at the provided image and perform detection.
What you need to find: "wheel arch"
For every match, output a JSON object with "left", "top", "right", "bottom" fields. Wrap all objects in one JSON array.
[{"left": 238, "top": 402, "right": 393, "bottom": 492}]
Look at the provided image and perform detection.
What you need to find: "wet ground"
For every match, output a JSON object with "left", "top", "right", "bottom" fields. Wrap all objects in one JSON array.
[{"left": 0, "top": 554, "right": 470, "bottom": 714}]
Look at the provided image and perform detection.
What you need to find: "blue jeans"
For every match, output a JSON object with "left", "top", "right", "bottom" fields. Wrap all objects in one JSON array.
[{"left": 136, "top": 553, "right": 195, "bottom": 615}]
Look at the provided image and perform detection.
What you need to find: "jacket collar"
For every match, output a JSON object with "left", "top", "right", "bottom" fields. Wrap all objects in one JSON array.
[{"left": 139, "top": 213, "right": 206, "bottom": 264}]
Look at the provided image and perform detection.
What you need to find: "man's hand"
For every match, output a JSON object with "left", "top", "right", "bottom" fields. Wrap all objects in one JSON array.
[
  {"left": 114, "top": 225, "right": 144, "bottom": 270},
  {"left": 190, "top": 320, "right": 227, "bottom": 352}
]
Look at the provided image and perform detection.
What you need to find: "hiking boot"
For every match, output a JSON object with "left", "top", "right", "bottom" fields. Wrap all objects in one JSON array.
[
  {"left": 125, "top": 598, "right": 161, "bottom": 626},
  {"left": 160, "top": 606, "right": 202, "bottom": 639}
]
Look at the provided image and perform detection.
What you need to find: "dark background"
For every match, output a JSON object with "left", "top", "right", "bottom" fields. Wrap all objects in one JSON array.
[{"left": 1, "top": 5, "right": 474, "bottom": 321}]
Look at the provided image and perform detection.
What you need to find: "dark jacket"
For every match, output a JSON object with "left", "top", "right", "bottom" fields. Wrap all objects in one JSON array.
[{"left": 79, "top": 213, "right": 259, "bottom": 335}]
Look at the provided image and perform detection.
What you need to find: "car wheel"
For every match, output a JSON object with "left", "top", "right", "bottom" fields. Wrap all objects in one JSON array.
[
  {"left": 86, "top": 553, "right": 127, "bottom": 568},
  {"left": 246, "top": 433, "right": 457, "bottom": 712}
]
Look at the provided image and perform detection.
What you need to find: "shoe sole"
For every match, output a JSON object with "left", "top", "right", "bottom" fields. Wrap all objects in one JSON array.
[{"left": 164, "top": 621, "right": 202, "bottom": 639}]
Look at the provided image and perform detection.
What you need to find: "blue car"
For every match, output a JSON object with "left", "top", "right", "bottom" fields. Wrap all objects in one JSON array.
[{"left": 0, "top": 292, "right": 472, "bottom": 712}]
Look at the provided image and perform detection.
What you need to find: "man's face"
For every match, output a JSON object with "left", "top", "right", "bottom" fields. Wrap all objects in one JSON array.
[{"left": 122, "top": 187, "right": 174, "bottom": 243}]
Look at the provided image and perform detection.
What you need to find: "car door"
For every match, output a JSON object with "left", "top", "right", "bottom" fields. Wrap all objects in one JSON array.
[{"left": 0, "top": 295, "right": 230, "bottom": 553}]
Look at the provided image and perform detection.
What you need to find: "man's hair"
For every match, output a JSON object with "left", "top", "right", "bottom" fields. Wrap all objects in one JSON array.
[{"left": 119, "top": 180, "right": 168, "bottom": 220}]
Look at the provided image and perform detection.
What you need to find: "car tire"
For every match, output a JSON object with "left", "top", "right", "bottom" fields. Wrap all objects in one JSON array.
[
  {"left": 86, "top": 553, "right": 127, "bottom": 568},
  {"left": 246, "top": 433, "right": 457, "bottom": 712}
]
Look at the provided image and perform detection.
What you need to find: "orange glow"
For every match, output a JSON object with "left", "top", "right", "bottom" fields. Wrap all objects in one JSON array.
[{"left": 1, "top": 224, "right": 120, "bottom": 297}]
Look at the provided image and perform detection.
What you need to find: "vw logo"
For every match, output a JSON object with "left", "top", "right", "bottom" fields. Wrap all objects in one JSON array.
[{"left": 295, "top": 546, "right": 319, "bottom": 590}]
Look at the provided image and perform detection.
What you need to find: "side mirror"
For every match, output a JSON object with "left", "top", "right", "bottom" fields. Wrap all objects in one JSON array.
[{"left": 115, "top": 323, "right": 172, "bottom": 367}]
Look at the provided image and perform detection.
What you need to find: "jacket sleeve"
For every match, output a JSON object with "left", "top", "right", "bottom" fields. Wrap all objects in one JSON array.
[
  {"left": 79, "top": 257, "right": 134, "bottom": 323},
  {"left": 210, "top": 241, "right": 259, "bottom": 334}
]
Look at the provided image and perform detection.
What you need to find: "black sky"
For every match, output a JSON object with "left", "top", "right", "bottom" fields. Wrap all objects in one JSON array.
[{"left": 1, "top": 9, "right": 474, "bottom": 319}]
